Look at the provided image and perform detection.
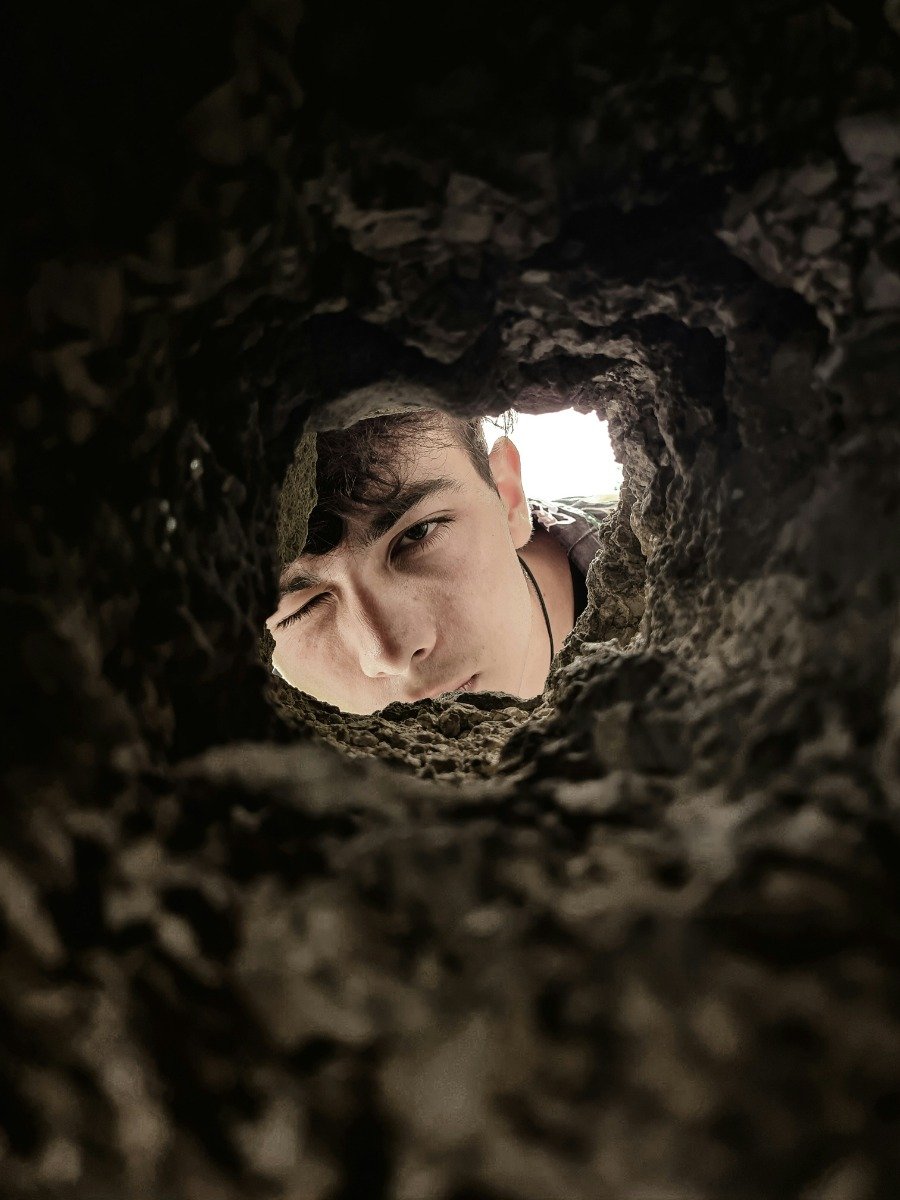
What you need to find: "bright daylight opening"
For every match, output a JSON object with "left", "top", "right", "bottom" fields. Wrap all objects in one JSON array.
[{"left": 483, "top": 409, "right": 622, "bottom": 503}]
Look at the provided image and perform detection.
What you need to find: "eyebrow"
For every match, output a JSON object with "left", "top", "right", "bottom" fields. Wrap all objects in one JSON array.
[{"left": 277, "top": 476, "right": 463, "bottom": 599}]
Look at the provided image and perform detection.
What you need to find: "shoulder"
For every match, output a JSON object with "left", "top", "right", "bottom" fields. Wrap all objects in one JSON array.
[
  {"left": 529, "top": 496, "right": 617, "bottom": 537},
  {"left": 552, "top": 496, "right": 618, "bottom": 526},
  {"left": 529, "top": 496, "right": 615, "bottom": 578}
]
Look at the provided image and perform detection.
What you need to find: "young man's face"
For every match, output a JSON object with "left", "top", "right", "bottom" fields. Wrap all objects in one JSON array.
[{"left": 266, "top": 428, "right": 539, "bottom": 714}]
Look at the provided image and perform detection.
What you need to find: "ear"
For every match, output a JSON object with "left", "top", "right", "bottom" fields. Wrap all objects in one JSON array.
[{"left": 488, "top": 436, "right": 532, "bottom": 550}]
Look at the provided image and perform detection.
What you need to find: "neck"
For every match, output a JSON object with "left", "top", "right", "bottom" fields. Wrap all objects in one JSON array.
[
  {"left": 517, "top": 526, "right": 576, "bottom": 696},
  {"left": 520, "top": 556, "right": 553, "bottom": 666}
]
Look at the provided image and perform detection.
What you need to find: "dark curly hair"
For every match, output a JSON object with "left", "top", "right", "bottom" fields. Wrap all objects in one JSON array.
[{"left": 302, "top": 410, "right": 510, "bottom": 557}]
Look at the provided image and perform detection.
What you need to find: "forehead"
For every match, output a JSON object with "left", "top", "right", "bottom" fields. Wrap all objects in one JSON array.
[{"left": 390, "top": 424, "right": 473, "bottom": 473}]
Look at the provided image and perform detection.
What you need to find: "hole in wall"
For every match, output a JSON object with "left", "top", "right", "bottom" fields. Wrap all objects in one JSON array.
[{"left": 261, "top": 404, "right": 641, "bottom": 780}]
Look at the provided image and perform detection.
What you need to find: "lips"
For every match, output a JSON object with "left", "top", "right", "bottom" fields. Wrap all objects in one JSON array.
[{"left": 409, "top": 673, "right": 477, "bottom": 702}]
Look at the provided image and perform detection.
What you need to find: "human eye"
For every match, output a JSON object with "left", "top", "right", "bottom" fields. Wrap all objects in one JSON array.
[
  {"left": 274, "top": 593, "right": 329, "bottom": 630},
  {"left": 395, "top": 516, "right": 453, "bottom": 557}
]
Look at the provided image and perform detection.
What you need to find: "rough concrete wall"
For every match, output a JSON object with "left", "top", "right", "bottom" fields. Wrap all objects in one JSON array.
[{"left": 5, "top": 1, "right": 900, "bottom": 1197}]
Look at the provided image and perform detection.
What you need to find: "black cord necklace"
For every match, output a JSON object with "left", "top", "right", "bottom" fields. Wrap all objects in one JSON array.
[{"left": 518, "top": 555, "right": 554, "bottom": 668}]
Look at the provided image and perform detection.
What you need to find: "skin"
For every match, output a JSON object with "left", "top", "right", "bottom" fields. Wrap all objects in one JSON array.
[{"left": 266, "top": 429, "right": 575, "bottom": 714}]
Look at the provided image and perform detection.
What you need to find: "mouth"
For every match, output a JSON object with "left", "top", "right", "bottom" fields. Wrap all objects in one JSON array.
[{"left": 409, "top": 673, "right": 478, "bottom": 702}]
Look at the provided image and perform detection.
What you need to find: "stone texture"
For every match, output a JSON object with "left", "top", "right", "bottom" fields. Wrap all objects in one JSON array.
[{"left": 4, "top": 1, "right": 900, "bottom": 1198}]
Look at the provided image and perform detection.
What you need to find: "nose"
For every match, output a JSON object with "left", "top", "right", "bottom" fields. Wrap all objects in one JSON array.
[{"left": 345, "top": 580, "right": 435, "bottom": 679}]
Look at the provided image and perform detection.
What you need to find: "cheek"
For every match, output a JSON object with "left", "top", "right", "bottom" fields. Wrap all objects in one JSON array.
[
  {"left": 441, "top": 532, "right": 528, "bottom": 640},
  {"left": 272, "top": 622, "right": 353, "bottom": 695}
]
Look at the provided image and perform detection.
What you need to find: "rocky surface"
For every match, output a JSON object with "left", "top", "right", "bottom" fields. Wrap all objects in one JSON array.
[{"left": 4, "top": 1, "right": 900, "bottom": 1196}]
